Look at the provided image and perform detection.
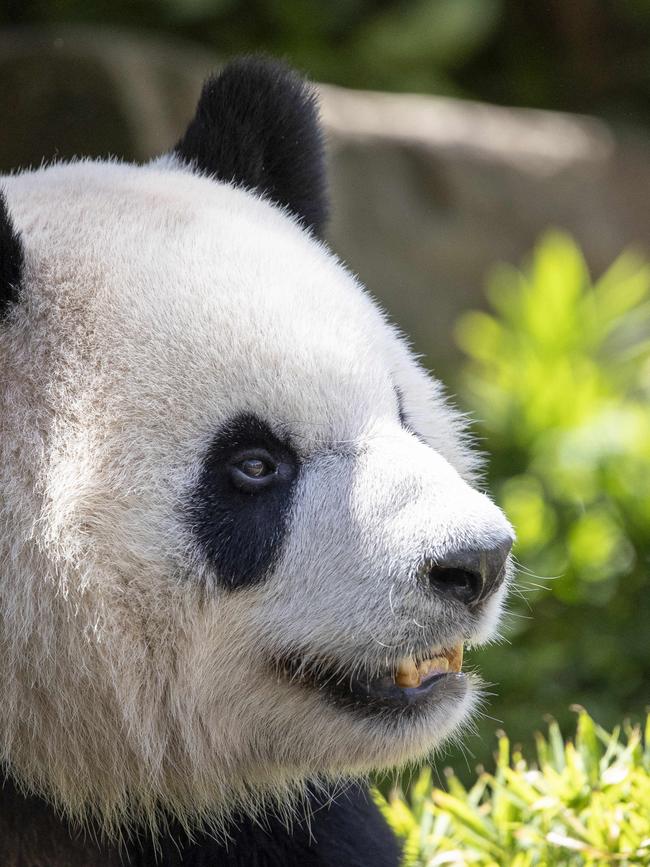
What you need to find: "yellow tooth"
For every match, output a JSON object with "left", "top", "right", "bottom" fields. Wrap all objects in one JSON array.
[
  {"left": 428, "top": 656, "right": 449, "bottom": 675},
  {"left": 445, "top": 643, "right": 464, "bottom": 673},
  {"left": 395, "top": 645, "right": 464, "bottom": 687},
  {"left": 395, "top": 657, "right": 420, "bottom": 687}
]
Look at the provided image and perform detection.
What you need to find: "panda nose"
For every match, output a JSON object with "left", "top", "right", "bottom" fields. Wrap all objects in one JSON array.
[{"left": 421, "top": 534, "right": 513, "bottom": 606}]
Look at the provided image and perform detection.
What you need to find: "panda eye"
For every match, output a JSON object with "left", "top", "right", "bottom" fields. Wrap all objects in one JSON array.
[
  {"left": 229, "top": 450, "right": 278, "bottom": 491},
  {"left": 240, "top": 458, "right": 269, "bottom": 478}
]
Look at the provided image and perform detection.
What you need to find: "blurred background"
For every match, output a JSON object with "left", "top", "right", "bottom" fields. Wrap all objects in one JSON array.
[{"left": 1, "top": 1, "right": 648, "bottom": 778}]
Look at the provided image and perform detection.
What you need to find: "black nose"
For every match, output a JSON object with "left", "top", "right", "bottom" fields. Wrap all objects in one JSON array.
[{"left": 421, "top": 535, "right": 513, "bottom": 606}]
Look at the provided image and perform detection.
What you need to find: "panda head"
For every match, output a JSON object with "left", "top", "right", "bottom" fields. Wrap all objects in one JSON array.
[{"left": 0, "top": 57, "right": 514, "bottom": 833}]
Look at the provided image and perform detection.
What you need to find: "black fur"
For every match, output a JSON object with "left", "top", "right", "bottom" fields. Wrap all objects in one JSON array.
[
  {"left": 190, "top": 413, "right": 299, "bottom": 589},
  {"left": 156, "top": 785, "right": 402, "bottom": 867},
  {"left": 174, "top": 56, "right": 329, "bottom": 237},
  {"left": 0, "top": 778, "right": 401, "bottom": 866},
  {"left": 0, "top": 192, "right": 24, "bottom": 317}
]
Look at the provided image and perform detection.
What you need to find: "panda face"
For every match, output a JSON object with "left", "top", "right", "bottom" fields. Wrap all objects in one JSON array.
[{"left": 0, "top": 59, "right": 514, "bottom": 832}]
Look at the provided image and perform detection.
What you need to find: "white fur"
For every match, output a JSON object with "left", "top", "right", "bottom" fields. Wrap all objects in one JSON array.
[{"left": 0, "top": 158, "right": 513, "bottom": 835}]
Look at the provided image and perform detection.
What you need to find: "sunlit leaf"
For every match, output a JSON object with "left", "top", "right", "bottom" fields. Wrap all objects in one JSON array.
[{"left": 379, "top": 713, "right": 650, "bottom": 865}]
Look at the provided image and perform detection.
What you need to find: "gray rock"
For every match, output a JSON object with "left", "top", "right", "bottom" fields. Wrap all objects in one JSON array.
[
  {"left": 2, "top": 26, "right": 650, "bottom": 367},
  {"left": 320, "top": 84, "right": 650, "bottom": 368},
  {"left": 0, "top": 27, "right": 213, "bottom": 168}
]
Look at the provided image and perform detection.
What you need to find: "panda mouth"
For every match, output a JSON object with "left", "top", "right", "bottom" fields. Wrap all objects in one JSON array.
[{"left": 281, "top": 642, "right": 466, "bottom": 713}]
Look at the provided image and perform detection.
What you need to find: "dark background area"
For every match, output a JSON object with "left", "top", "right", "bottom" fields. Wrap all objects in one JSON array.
[{"left": 4, "top": 0, "right": 650, "bottom": 129}]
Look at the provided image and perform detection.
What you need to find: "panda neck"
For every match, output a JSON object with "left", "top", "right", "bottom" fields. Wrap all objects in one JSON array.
[{"left": 0, "top": 775, "right": 401, "bottom": 866}]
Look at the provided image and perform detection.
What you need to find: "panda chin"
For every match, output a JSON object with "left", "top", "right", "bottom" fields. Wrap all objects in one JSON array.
[{"left": 280, "top": 641, "right": 469, "bottom": 717}]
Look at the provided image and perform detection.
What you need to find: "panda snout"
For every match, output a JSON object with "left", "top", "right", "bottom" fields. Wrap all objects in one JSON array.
[{"left": 417, "top": 532, "right": 513, "bottom": 606}]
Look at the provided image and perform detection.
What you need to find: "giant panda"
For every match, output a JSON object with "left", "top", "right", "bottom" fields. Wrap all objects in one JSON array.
[{"left": 0, "top": 57, "right": 514, "bottom": 866}]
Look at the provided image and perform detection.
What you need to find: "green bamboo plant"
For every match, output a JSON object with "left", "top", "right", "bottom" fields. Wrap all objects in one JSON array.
[{"left": 375, "top": 710, "right": 650, "bottom": 866}]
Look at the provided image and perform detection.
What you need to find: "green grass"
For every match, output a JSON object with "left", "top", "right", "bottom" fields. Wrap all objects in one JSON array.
[{"left": 374, "top": 709, "right": 650, "bottom": 866}]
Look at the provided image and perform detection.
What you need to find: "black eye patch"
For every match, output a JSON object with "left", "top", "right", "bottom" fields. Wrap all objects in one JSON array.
[{"left": 189, "top": 413, "right": 299, "bottom": 590}]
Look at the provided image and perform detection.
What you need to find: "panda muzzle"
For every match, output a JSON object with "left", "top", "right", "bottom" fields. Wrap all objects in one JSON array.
[{"left": 280, "top": 640, "right": 466, "bottom": 713}]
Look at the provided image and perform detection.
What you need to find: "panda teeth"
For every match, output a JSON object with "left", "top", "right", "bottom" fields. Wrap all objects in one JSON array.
[{"left": 393, "top": 642, "right": 463, "bottom": 688}]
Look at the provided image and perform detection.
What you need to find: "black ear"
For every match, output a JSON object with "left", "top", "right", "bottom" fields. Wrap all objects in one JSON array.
[
  {"left": 174, "top": 56, "right": 329, "bottom": 238},
  {"left": 0, "top": 192, "right": 24, "bottom": 318}
]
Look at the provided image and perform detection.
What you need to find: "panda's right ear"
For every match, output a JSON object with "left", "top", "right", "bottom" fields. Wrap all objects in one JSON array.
[
  {"left": 0, "top": 192, "right": 24, "bottom": 318},
  {"left": 172, "top": 56, "right": 329, "bottom": 239}
]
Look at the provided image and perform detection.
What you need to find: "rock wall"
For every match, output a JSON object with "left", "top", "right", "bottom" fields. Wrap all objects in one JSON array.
[{"left": 2, "top": 26, "right": 650, "bottom": 367}]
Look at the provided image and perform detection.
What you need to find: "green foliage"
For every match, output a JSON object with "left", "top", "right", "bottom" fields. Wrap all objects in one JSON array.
[
  {"left": 375, "top": 710, "right": 650, "bottom": 866},
  {"left": 453, "top": 232, "right": 650, "bottom": 751}
]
